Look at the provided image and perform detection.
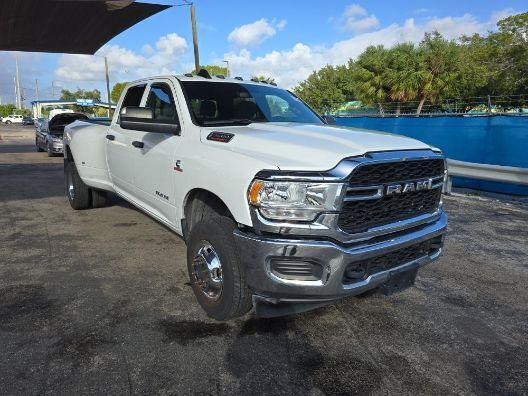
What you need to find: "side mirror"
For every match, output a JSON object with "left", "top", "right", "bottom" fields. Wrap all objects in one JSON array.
[
  {"left": 119, "top": 106, "right": 180, "bottom": 134},
  {"left": 321, "top": 114, "right": 336, "bottom": 125}
]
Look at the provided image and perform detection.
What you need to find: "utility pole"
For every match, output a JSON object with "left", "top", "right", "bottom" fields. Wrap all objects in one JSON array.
[
  {"left": 190, "top": 3, "right": 200, "bottom": 73},
  {"left": 105, "top": 57, "right": 111, "bottom": 117},
  {"left": 14, "top": 76, "right": 18, "bottom": 108},
  {"left": 15, "top": 54, "right": 22, "bottom": 109},
  {"left": 223, "top": 60, "right": 229, "bottom": 77},
  {"left": 35, "top": 79, "right": 40, "bottom": 117}
]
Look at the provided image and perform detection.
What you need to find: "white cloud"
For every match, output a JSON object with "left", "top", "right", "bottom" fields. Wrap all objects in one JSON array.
[
  {"left": 338, "top": 3, "right": 380, "bottom": 33},
  {"left": 345, "top": 15, "right": 380, "bottom": 33},
  {"left": 223, "top": 9, "right": 513, "bottom": 89},
  {"left": 343, "top": 4, "right": 367, "bottom": 18},
  {"left": 228, "top": 18, "right": 286, "bottom": 48},
  {"left": 414, "top": 8, "right": 429, "bottom": 15},
  {"left": 54, "top": 33, "right": 189, "bottom": 84},
  {"left": 155, "top": 33, "right": 187, "bottom": 56},
  {"left": 275, "top": 19, "right": 287, "bottom": 30},
  {"left": 489, "top": 8, "right": 516, "bottom": 24}
]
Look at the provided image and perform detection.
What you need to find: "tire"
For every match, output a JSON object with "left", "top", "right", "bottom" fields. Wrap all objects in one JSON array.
[
  {"left": 47, "top": 143, "right": 54, "bottom": 157},
  {"left": 187, "top": 217, "right": 252, "bottom": 320},
  {"left": 6, "top": 120, "right": 11, "bottom": 125},
  {"left": 65, "top": 162, "right": 91, "bottom": 210},
  {"left": 36, "top": 138, "right": 44, "bottom": 152},
  {"left": 92, "top": 189, "right": 109, "bottom": 208}
]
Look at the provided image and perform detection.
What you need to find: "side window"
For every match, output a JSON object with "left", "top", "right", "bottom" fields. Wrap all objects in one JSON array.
[
  {"left": 145, "top": 83, "right": 178, "bottom": 123},
  {"left": 121, "top": 84, "right": 146, "bottom": 108},
  {"left": 265, "top": 95, "right": 293, "bottom": 118}
]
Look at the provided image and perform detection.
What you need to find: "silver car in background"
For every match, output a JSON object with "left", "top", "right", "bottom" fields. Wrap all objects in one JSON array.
[{"left": 36, "top": 113, "right": 88, "bottom": 156}]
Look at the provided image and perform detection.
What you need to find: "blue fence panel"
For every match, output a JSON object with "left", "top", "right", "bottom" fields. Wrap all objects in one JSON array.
[{"left": 335, "top": 115, "right": 528, "bottom": 195}]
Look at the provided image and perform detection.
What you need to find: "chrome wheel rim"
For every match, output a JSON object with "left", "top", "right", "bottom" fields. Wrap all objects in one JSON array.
[
  {"left": 67, "top": 172, "right": 75, "bottom": 200},
  {"left": 192, "top": 241, "right": 223, "bottom": 301}
]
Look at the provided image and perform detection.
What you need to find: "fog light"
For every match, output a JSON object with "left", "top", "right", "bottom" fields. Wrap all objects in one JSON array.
[{"left": 269, "top": 258, "right": 323, "bottom": 281}]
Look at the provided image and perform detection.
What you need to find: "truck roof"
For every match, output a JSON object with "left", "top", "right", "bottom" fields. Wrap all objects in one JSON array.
[{"left": 128, "top": 74, "right": 279, "bottom": 88}]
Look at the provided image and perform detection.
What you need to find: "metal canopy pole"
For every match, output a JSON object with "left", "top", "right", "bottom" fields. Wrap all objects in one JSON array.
[
  {"left": 190, "top": 3, "right": 200, "bottom": 73},
  {"left": 105, "top": 56, "right": 111, "bottom": 117},
  {"left": 15, "top": 54, "right": 22, "bottom": 109}
]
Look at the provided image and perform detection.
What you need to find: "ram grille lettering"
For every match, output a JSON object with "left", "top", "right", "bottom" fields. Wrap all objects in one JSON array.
[{"left": 385, "top": 179, "right": 434, "bottom": 196}]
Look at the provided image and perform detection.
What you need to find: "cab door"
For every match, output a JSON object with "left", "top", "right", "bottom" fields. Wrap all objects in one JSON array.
[
  {"left": 131, "top": 79, "right": 182, "bottom": 224},
  {"left": 106, "top": 83, "right": 147, "bottom": 197}
]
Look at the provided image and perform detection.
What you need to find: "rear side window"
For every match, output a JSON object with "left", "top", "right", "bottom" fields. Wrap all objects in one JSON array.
[
  {"left": 145, "top": 83, "right": 178, "bottom": 124},
  {"left": 122, "top": 84, "right": 146, "bottom": 108}
]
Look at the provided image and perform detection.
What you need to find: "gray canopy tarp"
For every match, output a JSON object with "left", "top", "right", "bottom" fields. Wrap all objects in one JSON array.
[{"left": 0, "top": 0, "right": 171, "bottom": 54}]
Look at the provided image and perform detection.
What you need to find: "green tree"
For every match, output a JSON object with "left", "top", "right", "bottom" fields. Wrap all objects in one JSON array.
[
  {"left": 251, "top": 75, "right": 276, "bottom": 84},
  {"left": 294, "top": 65, "right": 354, "bottom": 113},
  {"left": 351, "top": 45, "right": 391, "bottom": 113},
  {"left": 111, "top": 82, "right": 128, "bottom": 103},
  {"left": 461, "top": 12, "right": 528, "bottom": 96},
  {"left": 0, "top": 104, "right": 17, "bottom": 117},
  {"left": 413, "top": 32, "right": 460, "bottom": 114},
  {"left": 192, "top": 65, "right": 228, "bottom": 77},
  {"left": 60, "top": 88, "right": 102, "bottom": 102},
  {"left": 386, "top": 43, "right": 421, "bottom": 114}
]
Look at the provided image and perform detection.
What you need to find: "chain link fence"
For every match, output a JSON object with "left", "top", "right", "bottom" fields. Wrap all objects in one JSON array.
[{"left": 334, "top": 94, "right": 528, "bottom": 117}]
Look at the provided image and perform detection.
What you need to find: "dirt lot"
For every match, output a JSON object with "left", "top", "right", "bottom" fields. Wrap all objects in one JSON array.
[{"left": 1, "top": 124, "right": 527, "bottom": 395}]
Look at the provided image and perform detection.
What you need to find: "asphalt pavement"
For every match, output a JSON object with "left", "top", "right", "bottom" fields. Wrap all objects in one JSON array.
[{"left": 1, "top": 124, "right": 527, "bottom": 395}]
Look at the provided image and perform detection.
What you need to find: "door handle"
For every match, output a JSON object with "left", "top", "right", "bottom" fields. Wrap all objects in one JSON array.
[
  {"left": 106, "top": 134, "right": 115, "bottom": 141},
  {"left": 132, "top": 141, "right": 144, "bottom": 148}
]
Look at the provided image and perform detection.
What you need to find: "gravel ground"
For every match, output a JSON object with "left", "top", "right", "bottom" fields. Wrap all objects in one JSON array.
[{"left": 1, "top": 125, "right": 527, "bottom": 395}]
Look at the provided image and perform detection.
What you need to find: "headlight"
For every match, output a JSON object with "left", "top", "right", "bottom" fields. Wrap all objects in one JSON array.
[{"left": 248, "top": 180, "right": 345, "bottom": 221}]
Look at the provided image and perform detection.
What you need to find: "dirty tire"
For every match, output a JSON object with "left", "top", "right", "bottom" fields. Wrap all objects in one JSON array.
[
  {"left": 65, "top": 162, "right": 91, "bottom": 210},
  {"left": 187, "top": 217, "right": 252, "bottom": 321},
  {"left": 92, "top": 189, "right": 109, "bottom": 208}
]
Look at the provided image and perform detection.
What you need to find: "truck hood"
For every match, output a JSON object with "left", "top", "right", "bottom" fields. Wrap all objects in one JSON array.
[{"left": 200, "top": 122, "right": 432, "bottom": 171}]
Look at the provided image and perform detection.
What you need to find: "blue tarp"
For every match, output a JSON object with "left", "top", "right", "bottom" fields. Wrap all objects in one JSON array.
[{"left": 335, "top": 115, "right": 528, "bottom": 196}]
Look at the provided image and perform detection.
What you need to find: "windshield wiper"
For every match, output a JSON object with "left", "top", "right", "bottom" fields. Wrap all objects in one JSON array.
[{"left": 202, "top": 118, "right": 267, "bottom": 126}]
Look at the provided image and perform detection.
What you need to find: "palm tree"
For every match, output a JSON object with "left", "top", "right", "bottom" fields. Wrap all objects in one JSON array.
[
  {"left": 351, "top": 46, "right": 391, "bottom": 114},
  {"left": 387, "top": 43, "right": 421, "bottom": 115},
  {"left": 415, "top": 32, "right": 460, "bottom": 115}
]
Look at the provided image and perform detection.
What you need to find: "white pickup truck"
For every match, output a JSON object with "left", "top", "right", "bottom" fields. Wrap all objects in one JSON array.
[{"left": 63, "top": 72, "right": 447, "bottom": 320}]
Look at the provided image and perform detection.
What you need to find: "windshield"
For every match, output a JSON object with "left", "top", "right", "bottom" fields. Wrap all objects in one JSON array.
[{"left": 181, "top": 81, "right": 323, "bottom": 126}]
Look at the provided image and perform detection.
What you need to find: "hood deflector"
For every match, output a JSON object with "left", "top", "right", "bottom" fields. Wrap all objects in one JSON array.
[{"left": 0, "top": 0, "right": 171, "bottom": 54}]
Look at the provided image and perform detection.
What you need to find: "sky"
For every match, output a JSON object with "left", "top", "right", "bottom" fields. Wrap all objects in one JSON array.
[{"left": 0, "top": 0, "right": 526, "bottom": 107}]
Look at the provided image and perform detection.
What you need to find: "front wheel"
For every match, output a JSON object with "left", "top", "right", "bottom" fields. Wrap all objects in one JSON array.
[
  {"left": 5, "top": 120, "right": 11, "bottom": 125},
  {"left": 36, "top": 138, "right": 44, "bottom": 152},
  {"left": 187, "top": 217, "right": 252, "bottom": 321},
  {"left": 65, "top": 162, "right": 91, "bottom": 210}
]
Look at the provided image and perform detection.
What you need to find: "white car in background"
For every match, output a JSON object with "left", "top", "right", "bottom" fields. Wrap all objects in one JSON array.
[{"left": 2, "top": 114, "right": 24, "bottom": 124}]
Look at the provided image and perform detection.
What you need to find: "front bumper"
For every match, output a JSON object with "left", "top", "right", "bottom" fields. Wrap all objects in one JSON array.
[
  {"left": 51, "top": 143, "right": 63, "bottom": 153},
  {"left": 234, "top": 211, "right": 447, "bottom": 311}
]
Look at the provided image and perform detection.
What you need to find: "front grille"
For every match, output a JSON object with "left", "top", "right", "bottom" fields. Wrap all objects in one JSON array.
[
  {"left": 347, "top": 159, "right": 445, "bottom": 187},
  {"left": 343, "top": 240, "right": 433, "bottom": 284},
  {"left": 338, "top": 159, "right": 444, "bottom": 234}
]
